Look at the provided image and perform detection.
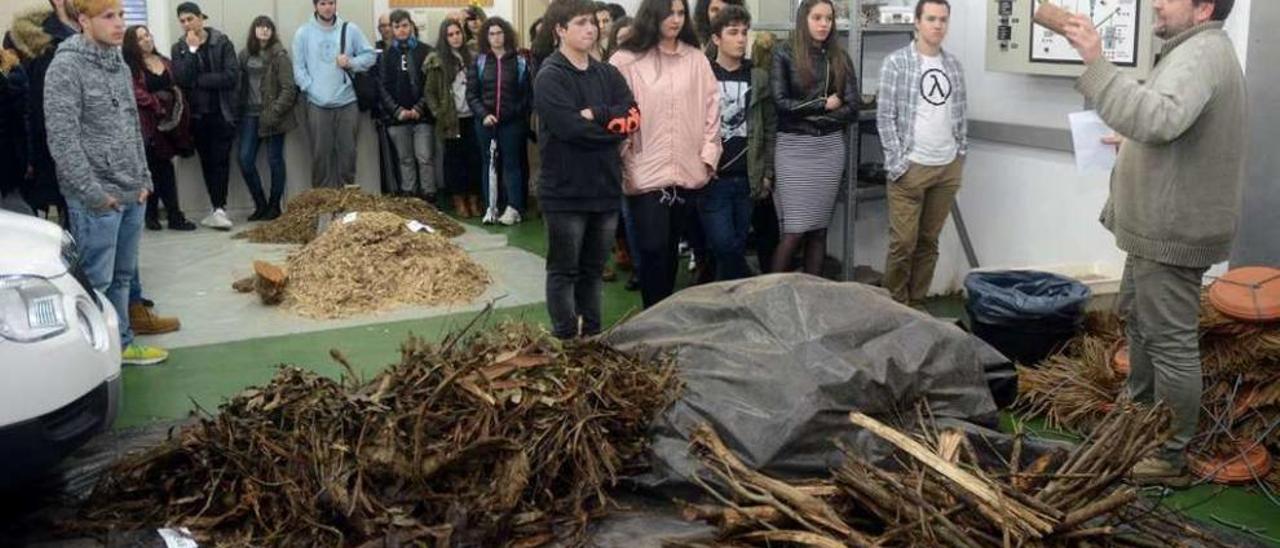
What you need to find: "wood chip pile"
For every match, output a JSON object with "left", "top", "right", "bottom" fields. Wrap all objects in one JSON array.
[
  {"left": 234, "top": 188, "right": 465, "bottom": 244},
  {"left": 252, "top": 211, "right": 489, "bottom": 319}
]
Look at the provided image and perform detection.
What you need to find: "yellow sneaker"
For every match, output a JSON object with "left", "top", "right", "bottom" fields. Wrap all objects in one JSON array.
[{"left": 122, "top": 344, "right": 169, "bottom": 366}]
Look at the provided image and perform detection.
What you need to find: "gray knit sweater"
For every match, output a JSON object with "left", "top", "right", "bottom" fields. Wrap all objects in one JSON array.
[
  {"left": 44, "top": 34, "right": 152, "bottom": 208},
  {"left": 1077, "top": 22, "right": 1246, "bottom": 268}
]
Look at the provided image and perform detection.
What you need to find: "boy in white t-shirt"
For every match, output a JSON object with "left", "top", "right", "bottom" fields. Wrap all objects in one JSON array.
[{"left": 875, "top": 0, "right": 967, "bottom": 305}]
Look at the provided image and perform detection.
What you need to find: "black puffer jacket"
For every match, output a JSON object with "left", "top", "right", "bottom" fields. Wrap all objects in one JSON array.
[
  {"left": 1, "top": 58, "right": 28, "bottom": 198},
  {"left": 465, "top": 50, "right": 532, "bottom": 124},
  {"left": 771, "top": 41, "right": 859, "bottom": 136},
  {"left": 4, "top": 9, "right": 76, "bottom": 210},
  {"left": 171, "top": 27, "right": 239, "bottom": 124}
]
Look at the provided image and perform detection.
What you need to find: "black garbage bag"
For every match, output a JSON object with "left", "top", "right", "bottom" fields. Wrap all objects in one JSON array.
[
  {"left": 964, "top": 270, "right": 1091, "bottom": 329},
  {"left": 964, "top": 270, "right": 1091, "bottom": 365},
  {"left": 604, "top": 274, "right": 1006, "bottom": 493}
]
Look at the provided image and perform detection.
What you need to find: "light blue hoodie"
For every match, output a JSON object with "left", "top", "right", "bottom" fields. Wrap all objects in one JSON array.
[{"left": 292, "top": 15, "right": 376, "bottom": 108}]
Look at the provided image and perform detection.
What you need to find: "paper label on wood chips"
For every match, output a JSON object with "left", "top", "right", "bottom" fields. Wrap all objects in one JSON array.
[
  {"left": 157, "top": 527, "right": 198, "bottom": 548},
  {"left": 407, "top": 220, "right": 436, "bottom": 234},
  {"left": 342, "top": 212, "right": 359, "bottom": 224}
]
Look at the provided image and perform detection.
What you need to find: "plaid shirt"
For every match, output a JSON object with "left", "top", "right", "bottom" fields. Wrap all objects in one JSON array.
[{"left": 876, "top": 42, "right": 968, "bottom": 182}]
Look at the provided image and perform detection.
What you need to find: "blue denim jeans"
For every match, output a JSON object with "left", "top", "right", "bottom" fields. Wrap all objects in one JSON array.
[
  {"left": 238, "top": 115, "right": 287, "bottom": 208},
  {"left": 696, "top": 176, "right": 753, "bottom": 281},
  {"left": 68, "top": 199, "right": 145, "bottom": 348},
  {"left": 477, "top": 119, "right": 527, "bottom": 214}
]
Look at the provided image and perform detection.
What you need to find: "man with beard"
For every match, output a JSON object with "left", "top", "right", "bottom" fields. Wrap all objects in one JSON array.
[{"left": 293, "top": 0, "right": 376, "bottom": 188}]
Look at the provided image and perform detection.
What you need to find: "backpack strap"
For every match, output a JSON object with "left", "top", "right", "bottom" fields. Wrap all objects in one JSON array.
[{"left": 339, "top": 22, "right": 348, "bottom": 56}]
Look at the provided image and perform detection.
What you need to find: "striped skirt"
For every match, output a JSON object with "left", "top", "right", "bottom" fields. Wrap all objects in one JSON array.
[{"left": 773, "top": 131, "right": 847, "bottom": 233}]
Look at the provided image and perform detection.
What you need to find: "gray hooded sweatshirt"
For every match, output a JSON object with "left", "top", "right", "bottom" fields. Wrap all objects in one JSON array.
[{"left": 44, "top": 33, "right": 152, "bottom": 208}]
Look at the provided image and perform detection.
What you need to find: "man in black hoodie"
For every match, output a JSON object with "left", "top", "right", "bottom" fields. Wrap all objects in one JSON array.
[
  {"left": 171, "top": 2, "right": 239, "bottom": 230},
  {"left": 377, "top": 10, "right": 436, "bottom": 200},
  {"left": 534, "top": 0, "right": 638, "bottom": 340}
]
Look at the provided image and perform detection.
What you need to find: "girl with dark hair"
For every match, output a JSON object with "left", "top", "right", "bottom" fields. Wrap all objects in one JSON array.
[
  {"left": 467, "top": 16, "right": 533, "bottom": 225},
  {"left": 605, "top": 16, "right": 634, "bottom": 60},
  {"left": 122, "top": 25, "right": 196, "bottom": 231},
  {"left": 610, "top": 0, "right": 721, "bottom": 308},
  {"left": 426, "top": 18, "right": 483, "bottom": 218},
  {"left": 463, "top": 6, "right": 488, "bottom": 53},
  {"left": 770, "top": 0, "right": 858, "bottom": 275},
  {"left": 531, "top": 16, "right": 557, "bottom": 67},
  {"left": 237, "top": 15, "right": 298, "bottom": 221}
]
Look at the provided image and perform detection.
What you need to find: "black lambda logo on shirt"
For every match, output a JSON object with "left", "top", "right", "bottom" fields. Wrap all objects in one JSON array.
[{"left": 919, "top": 68, "right": 952, "bottom": 106}]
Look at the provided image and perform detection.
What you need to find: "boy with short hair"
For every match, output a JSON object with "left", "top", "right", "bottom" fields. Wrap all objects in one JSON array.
[
  {"left": 534, "top": 0, "right": 638, "bottom": 339},
  {"left": 701, "top": 5, "right": 774, "bottom": 280}
]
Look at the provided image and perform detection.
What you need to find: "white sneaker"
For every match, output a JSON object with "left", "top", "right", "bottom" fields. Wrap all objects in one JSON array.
[
  {"left": 498, "top": 206, "right": 522, "bottom": 226},
  {"left": 481, "top": 207, "right": 500, "bottom": 225},
  {"left": 201, "top": 208, "right": 233, "bottom": 230}
]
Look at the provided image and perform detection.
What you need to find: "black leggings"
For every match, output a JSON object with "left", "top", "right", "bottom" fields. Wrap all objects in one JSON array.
[
  {"left": 445, "top": 119, "right": 483, "bottom": 195},
  {"left": 145, "top": 156, "right": 184, "bottom": 222},
  {"left": 627, "top": 188, "right": 691, "bottom": 308}
]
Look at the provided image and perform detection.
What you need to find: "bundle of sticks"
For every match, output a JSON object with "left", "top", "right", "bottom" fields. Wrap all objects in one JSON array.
[
  {"left": 1018, "top": 295, "right": 1280, "bottom": 484},
  {"left": 675, "top": 405, "right": 1231, "bottom": 547},
  {"left": 64, "top": 320, "right": 681, "bottom": 546}
]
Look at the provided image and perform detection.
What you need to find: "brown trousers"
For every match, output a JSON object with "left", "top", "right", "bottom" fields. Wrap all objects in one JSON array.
[{"left": 884, "top": 157, "right": 964, "bottom": 304}]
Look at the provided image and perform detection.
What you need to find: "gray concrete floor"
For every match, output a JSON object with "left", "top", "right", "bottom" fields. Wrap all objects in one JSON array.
[{"left": 136, "top": 221, "right": 546, "bottom": 350}]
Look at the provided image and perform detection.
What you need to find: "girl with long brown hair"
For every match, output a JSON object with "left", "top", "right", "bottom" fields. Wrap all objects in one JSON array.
[
  {"left": 769, "top": 0, "right": 858, "bottom": 275},
  {"left": 123, "top": 24, "right": 196, "bottom": 231}
]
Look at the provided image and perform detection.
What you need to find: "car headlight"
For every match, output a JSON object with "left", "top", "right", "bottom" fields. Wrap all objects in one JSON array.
[
  {"left": 61, "top": 230, "right": 81, "bottom": 270},
  {"left": 0, "top": 276, "right": 69, "bottom": 343}
]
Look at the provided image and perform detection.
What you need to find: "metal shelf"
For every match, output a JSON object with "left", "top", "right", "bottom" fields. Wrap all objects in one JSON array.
[
  {"left": 751, "top": 22, "right": 913, "bottom": 35},
  {"left": 753, "top": 21, "right": 852, "bottom": 33},
  {"left": 863, "top": 24, "right": 915, "bottom": 34}
]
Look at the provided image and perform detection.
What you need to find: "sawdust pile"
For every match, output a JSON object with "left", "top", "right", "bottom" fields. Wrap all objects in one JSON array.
[
  {"left": 284, "top": 212, "right": 489, "bottom": 318},
  {"left": 234, "top": 188, "right": 465, "bottom": 244}
]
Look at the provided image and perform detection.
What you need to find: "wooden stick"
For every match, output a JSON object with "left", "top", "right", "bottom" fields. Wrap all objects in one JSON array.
[
  {"left": 1057, "top": 489, "right": 1138, "bottom": 532},
  {"left": 848, "top": 413, "right": 1058, "bottom": 537}
]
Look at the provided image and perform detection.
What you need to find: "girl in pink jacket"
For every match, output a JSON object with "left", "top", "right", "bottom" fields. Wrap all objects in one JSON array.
[{"left": 610, "top": 0, "right": 721, "bottom": 308}]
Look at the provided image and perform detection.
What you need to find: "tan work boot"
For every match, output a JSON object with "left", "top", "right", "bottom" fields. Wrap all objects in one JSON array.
[
  {"left": 129, "top": 302, "right": 181, "bottom": 335},
  {"left": 452, "top": 195, "right": 469, "bottom": 218},
  {"left": 467, "top": 195, "right": 483, "bottom": 218},
  {"left": 1128, "top": 457, "right": 1191, "bottom": 487}
]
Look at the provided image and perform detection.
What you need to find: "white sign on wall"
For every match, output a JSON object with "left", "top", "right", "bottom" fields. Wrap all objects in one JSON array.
[{"left": 1030, "top": 0, "right": 1141, "bottom": 66}]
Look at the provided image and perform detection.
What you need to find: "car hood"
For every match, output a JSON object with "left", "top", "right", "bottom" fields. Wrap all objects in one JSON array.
[{"left": 0, "top": 211, "right": 66, "bottom": 278}]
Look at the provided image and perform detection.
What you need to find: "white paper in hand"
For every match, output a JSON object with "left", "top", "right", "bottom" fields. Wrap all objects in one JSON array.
[{"left": 1069, "top": 111, "right": 1117, "bottom": 174}]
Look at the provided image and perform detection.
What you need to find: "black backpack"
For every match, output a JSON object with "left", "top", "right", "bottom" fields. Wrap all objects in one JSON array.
[{"left": 340, "top": 22, "right": 379, "bottom": 112}]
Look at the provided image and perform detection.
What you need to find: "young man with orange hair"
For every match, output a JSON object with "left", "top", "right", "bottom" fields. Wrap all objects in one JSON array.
[{"left": 44, "top": 0, "right": 168, "bottom": 365}]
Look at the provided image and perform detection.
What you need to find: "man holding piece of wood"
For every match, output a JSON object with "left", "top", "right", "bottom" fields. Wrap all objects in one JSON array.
[{"left": 1058, "top": 0, "right": 1244, "bottom": 486}]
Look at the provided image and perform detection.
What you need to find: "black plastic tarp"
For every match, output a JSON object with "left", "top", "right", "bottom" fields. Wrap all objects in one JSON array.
[{"left": 605, "top": 274, "right": 1008, "bottom": 491}]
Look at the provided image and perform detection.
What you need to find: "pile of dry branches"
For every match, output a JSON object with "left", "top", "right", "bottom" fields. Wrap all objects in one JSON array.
[
  {"left": 1017, "top": 296, "right": 1280, "bottom": 488},
  {"left": 263, "top": 211, "right": 489, "bottom": 318},
  {"left": 68, "top": 322, "right": 681, "bottom": 546},
  {"left": 234, "top": 188, "right": 464, "bottom": 244},
  {"left": 676, "top": 406, "right": 1231, "bottom": 547}
]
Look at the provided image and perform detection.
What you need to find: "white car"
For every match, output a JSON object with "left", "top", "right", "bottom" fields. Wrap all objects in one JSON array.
[{"left": 0, "top": 211, "right": 121, "bottom": 491}]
